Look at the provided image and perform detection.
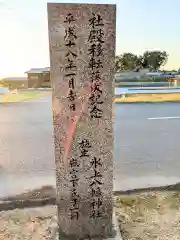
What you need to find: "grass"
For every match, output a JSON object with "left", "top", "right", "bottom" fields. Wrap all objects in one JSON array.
[
  {"left": 115, "top": 191, "right": 180, "bottom": 240},
  {"left": 115, "top": 93, "right": 180, "bottom": 103},
  {"left": 1, "top": 90, "right": 49, "bottom": 103},
  {"left": 116, "top": 77, "right": 169, "bottom": 83}
]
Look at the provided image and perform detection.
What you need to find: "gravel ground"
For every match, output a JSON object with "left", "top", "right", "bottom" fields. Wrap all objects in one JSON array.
[
  {"left": 0, "top": 206, "right": 58, "bottom": 240},
  {"left": 2, "top": 187, "right": 180, "bottom": 239},
  {"left": 115, "top": 191, "right": 180, "bottom": 240}
]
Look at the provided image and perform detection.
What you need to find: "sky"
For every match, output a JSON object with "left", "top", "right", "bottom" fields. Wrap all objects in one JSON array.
[{"left": 0, "top": 0, "right": 180, "bottom": 78}]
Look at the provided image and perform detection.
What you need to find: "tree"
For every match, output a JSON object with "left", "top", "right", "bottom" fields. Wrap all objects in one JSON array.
[
  {"left": 115, "top": 51, "right": 168, "bottom": 72},
  {"left": 140, "top": 51, "right": 168, "bottom": 71},
  {"left": 115, "top": 53, "right": 139, "bottom": 72}
]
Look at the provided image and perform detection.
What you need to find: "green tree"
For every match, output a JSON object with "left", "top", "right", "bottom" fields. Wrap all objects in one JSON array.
[
  {"left": 115, "top": 51, "right": 168, "bottom": 72},
  {"left": 140, "top": 51, "right": 168, "bottom": 71},
  {"left": 115, "top": 53, "right": 139, "bottom": 72}
]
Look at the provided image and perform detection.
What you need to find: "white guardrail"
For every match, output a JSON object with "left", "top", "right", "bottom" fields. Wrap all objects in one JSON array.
[
  {"left": 25, "top": 87, "right": 180, "bottom": 95},
  {"left": 115, "top": 87, "right": 180, "bottom": 95}
]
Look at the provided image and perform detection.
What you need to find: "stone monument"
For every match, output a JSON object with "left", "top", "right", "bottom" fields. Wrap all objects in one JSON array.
[{"left": 47, "top": 3, "right": 116, "bottom": 239}]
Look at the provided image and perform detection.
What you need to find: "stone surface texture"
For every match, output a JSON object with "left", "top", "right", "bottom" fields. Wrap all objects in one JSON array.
[{"left": 48, "top": 3, "right": 116, "bottom": 239}]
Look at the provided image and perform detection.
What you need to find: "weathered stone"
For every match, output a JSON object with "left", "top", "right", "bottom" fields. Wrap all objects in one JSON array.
[{"left": 48, "top": 3, "right": 116, "bottom": 239}]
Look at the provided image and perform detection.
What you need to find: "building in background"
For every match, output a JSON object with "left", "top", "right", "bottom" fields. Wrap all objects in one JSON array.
[
  {"left": 25, "top": 67, "right": 50, "bottom": 88},
  {"left": 0, "top": 77, "right": 28, "bottom": 89},
  {"left": 115, "top": 68, "right": 150, "bottom": 82},
  {"left": 168, "top": 77, "right": 180, "bottom": 87},
  {"left": 114, "top": 69, "right": 176, "bottom": 88}
]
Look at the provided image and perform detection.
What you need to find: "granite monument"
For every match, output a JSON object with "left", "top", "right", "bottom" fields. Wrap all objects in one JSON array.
[{"left": 47, "top": 3, "right": 116, "bottom": 239}]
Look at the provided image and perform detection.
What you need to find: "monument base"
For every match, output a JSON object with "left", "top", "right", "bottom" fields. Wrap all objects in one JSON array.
[
  {"left": 107, "top": 210, "right": 123, "bottom": 240},
  {"left": 54, "top": 210, "right": 123, "bottom": 240}
]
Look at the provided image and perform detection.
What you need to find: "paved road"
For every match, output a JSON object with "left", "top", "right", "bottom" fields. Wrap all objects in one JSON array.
[
  {"left": 114, "top": 103, "right": 180, "bottom": 190},
  {"left": 1, "top": 96, "right": 180, "bottom": 197},
  {"left": 0, "top": 96, "right": 55, "bottom": 197}
]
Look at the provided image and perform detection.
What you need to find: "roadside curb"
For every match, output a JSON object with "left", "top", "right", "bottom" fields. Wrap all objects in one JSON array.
[
  {"left": 2, "top": 182, "right": 180, "bottom": 211},
  {"left": 0, "top": 198, "right": 56, "bottom": 212},
  {"left": 114, "top": 182, "right": 180, "bottom": 196}
]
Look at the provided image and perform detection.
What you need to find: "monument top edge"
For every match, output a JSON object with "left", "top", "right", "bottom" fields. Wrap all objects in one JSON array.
[{"left": 47, "top": 2, "right": 116, "bottom": 7}]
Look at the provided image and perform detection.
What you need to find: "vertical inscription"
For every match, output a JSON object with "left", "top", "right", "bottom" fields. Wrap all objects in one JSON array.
[
  {"left": 69, "top": 157, "right": 80, "bottom": 220},
  {"left": 87, "top": 12, "right": 105, "bottom": 218},
  {"left": 88, "top": 13, "right": 104, "bottom": 119},
  {"left": 64, "top": 13, "right": 80, "bottom": 220},
  {"left": 89, "top": 157, "right": 103, "bottom": 218},
  {"left": 79, "top": 139, "right": 92, "bottom": 158},
  {"left": 64, "top": 13, "right": 77, "bottom": 112}
]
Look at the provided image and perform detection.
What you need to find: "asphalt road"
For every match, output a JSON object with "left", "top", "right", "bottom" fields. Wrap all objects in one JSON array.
[
  {"left": 1, "top": 95, "right": 180, "bottom": 197},
  {"left": 114, "top": 102, "right": 180, "bottom": 190},
  {"left": 0, "top": 96, "right": 56, "bottom": 197}
]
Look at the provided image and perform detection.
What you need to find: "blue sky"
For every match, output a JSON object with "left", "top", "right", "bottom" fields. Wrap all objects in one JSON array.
[{"left": 0, "top": 0, "right": 180, "bottom": 77}]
